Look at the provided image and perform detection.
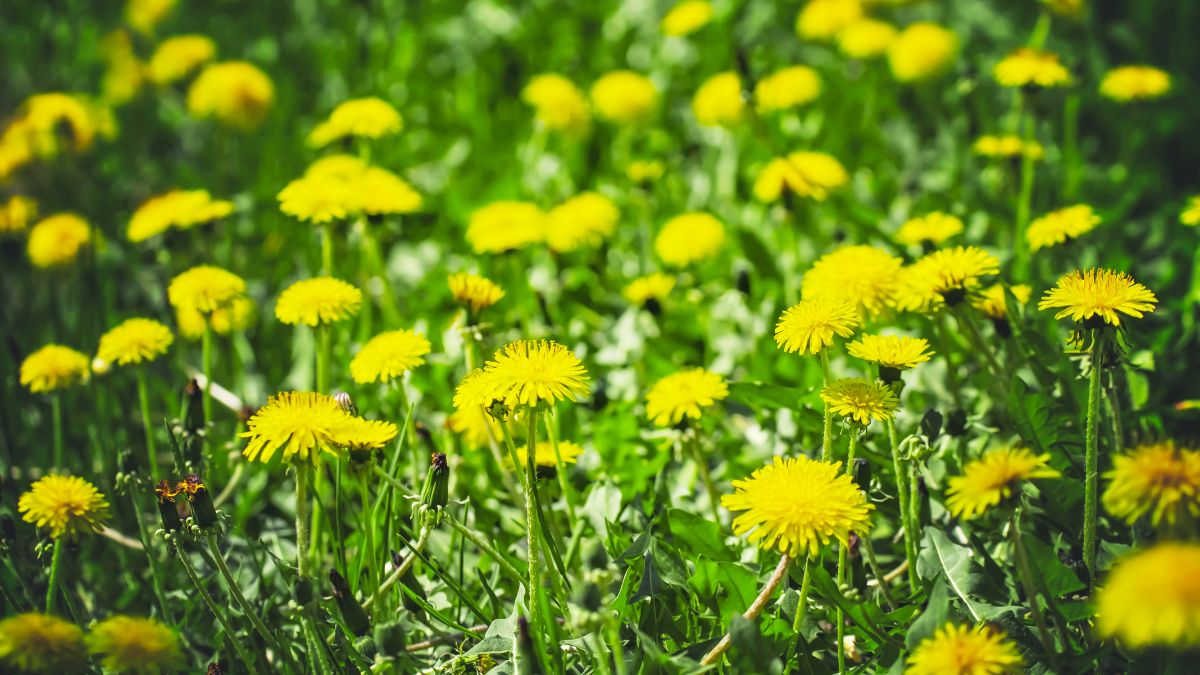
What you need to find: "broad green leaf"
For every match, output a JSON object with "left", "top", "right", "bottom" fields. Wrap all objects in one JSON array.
[
  {"left": 1022, "top": 536, "right": 1085, "bottom": 598},
  {"left": 668, "top": 508, "right": 734, "bottom": 562},
  {"left": 581, "top": 480, "right": 623, "bottom": 541},
  {"left": 917, "top": 527, "right": 1013, "bottom": 622},
  {"left": 728, "top": 615, "right": 785, "bottom": 674},
  {"left": 728, "top": 381, "right": 806, "bottom": 412},
  {"left": 689, "top": 557, "right": 759, "bottom": 622},
  {"left": 905, "top": 580, "right": 950, "bottom": 650}
]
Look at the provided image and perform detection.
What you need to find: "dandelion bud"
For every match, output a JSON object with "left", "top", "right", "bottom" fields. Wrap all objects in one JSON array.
[
  {"left": 181, "top": 378, "right": 205, "bottom": 434},
  {"left": 847, "top": 532, "right": 861, "bottom": 559},
  {"left": 485, "top": 399, "right": 511, "bottom": 422},
  {"left": 851, "top": 458, "right": 870, "bottom": 489},
  {"left": 374, "top": 620, "right": 406, "bottom": 657},
  {"left": 946, "top": 409, "right": 968, "bottom": 437},
  {"left": 182, "top": 474, "right": 218, "bottom": 529},
  {"left": 919, "top": 409, "right": 943, "bottom": 440},
  {"left": 206, "top": 663, "right": 222, "bottom": 675},
  {"left": 118, "top": 448, "right": 140, "bottom": 476},
  {"left": 420, "top": 453, "right": 449, "bottom": 521},
  {"left": 333, "top": 391, "right": 357, "bottom": 416},
  {"left": 293, "top": 577, "right": 314, "bottom": 604},
  {"left": 329, "top": 569, "right": 370, "bottom": 636},
  {"left": 644, "top": 297, "right": 662, "bottom": 317},
  {"left": 353, "top": 635, "right": 377, "bottom": 660},
  {"left": 155, "top": 480, "right": 182, "bottom": 531}
]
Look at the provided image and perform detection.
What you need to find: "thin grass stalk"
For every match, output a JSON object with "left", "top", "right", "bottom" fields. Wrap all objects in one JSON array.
[
  {"left": 175, "top": 542, "right": 257, "bottom": 672},
  {"left": 51, "top": 394, "right": 64, "bottom": 469},
  {"left": 136, "top": 370, "right": 159, "bottom": 477}
]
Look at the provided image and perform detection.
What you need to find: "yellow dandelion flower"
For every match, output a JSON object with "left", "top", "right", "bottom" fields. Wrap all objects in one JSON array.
[
  {"left": 126, "top": 0, "right": 175, "bottom": 34},
  {"left": 100, "top": 34, "right": 144, "bottom": 106},
  {"left": 754, "top": 66, "right": 821, "bottom": 113},
  {"left": 753, "top": 152, "right": 847, "bottom": 202},
  {"left": 186, "top": 61, "right": 274, "bottom": 130},
  {"left": 339, "top": 416, "right": 400, "bottom": 453},
  {"left": 590, "top": 71, "right": 658, "bottom": 125},
  {"left": 796, "top": 0, "right": 863, "bottom": 40},
  {"left": 774, "top": 297, "right": 860, "bottom": 355},
  {"left": 515, "top": 440, "right": 586, "bottom": 468},
  {"left": 1098, "top": 543, "right": 1200, "bottom": 648},
  {"left": 305, "top": 154, "right": 369, "bottom": 180},
  {"left": 466, "top": 201, "right": 547, "bottom": 254},
  {"left": 455, "top": 340, "right": 590, "bottom": 410},
  {"left": 905, "top": 623, "right": 1022, "bottom": 675},
  {"left": 350, "top": 329, "right": 432, "bottom": 384},
  {"left": 895, "top": 212, "right": 963, "bottom": 247},
  {"left": 20, "top": 344, "right": 90, "bottom": 393},
  {"left": 945, "top": 447, "right": 1060, "bottom": 519},
  {"left": 1100, "top": 65, "right": 1171, "bottom": 102},
  {"left": 655, "top": 212, "right": 725, "bottom": 266},
  {"left": 243, "top": 392, "right": 355, "bottom": 463},
  {"left": 837, "top": 19, "right": 897, "bottom": 59},
  {"left": 973, "top": 135, "right": 1044, "bottom": 160},
  {"left": 147, "top": 35, "right": 216, "bottom": 85},
  {"left": 127, "top": 189, "right": 234, "bottom": 242},
  {"left": 0, "top": 613, "right": 88, "bottom": 674},
  {"left": 1181, "top": 196, "right": 1200, "bottom": 226},
  {"left": 692, "top": 72, "right": 744, "bottom": 127},
  {"left": 86, "top": 616, "right": 183, "bottom": 674},
  {"left": 96, "top": 318, "right": 173, "bottom": 367},
  {"left": 27, "top": 213, "right": 91, "bottom": 268},
  {"left": 821, "top": 378, "right": 899, "bottom": 426},
  {"left": 1, "top": 194, "right": 38, "bottom": 235},
  {"left": 1103, "top": 440, "right": 1200, "bottom": 527},
  {"left": 275, "top": 277, "right": 362, "bottom": 326},
  {"left": 18, "top": 475, "right": 110, "bottom": 539},
  {"left": 623, "top": 273, "right": 676, "bottom": 306},
  {"left": 895, "top": 246, "right": 1000, "bottom": 312},
  {"left": 888, "top": 22, "right": 957, "bottom": 82},
  {"left": 645, "top": 368, "right": 729, "bottom": 427},
  {"left": 8, "top": 93, "right": 97, "bottom": 157},
  {"left": 447, "top": 405, "right": 503, "bottom": 449},
  {"left": 177, "top": 295, "right": 254, "bottom": 339},
  {"left": 802, "top": 244, "right": 903, "bottom": 318},
  {"left": 168, "top": 265, "right": 246, "bottom": 314},
  {"left": 972, "top": 284, "right": 1031, "bottom": 320},
  {"left": 626, "top": 159, "right": 665, "bottom": 184},
  {"left": 1038, "top": 268, "right": 1157, "bottom": 327},
  {"left": 1026, "top": 204, "right": 1100, "bottom": 251},
  {"left": 358, "top": 167, "right": 422, "bottom": 216},
  {"left": 448, "top": 272, "right": 505, "bottom": 311},
  {"left": 847, "top": 334, "right": 933, "bottom": 370},
  {"left": 521, "top": 74, "right": 591, "bottom": 136},
  {"left": 277, "top": 174, "right": 356, "bottom": 224},
  {"left": 724, "top": 456, "right": 873, "bottom": 558},
  {"left": 309, "top": 97, "right": 403, "bottom": 148},
  {"left": 545, "top": 192, "right": 619, "bottom": 252},
  {"left": 993, "top": 48, "right": 1070, "bottom": 88},
  {"left": 661, "top": 1, "right": 713, "bottom": 36}
]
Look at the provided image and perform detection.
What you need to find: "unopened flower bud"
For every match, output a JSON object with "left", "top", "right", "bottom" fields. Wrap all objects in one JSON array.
[
  {"left": 420, "top": 453, "right": 449, "bottom": 517},
  {"left": 155, "top": 480, "right": 182, "bottom": 531},
  {"left": 183, "top": 474, "right": 218, "bottom": 529},
  {"left": 330, "top": 569, "right": 370, "bottom": 636},
  {"left": 293, "top": 577, "right": 314, "bottom": 604},
  {"left": 182, "top": 378, "right": 205, "bottom": 434}
]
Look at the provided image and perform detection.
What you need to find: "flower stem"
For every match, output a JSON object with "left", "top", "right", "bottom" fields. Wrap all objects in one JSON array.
[
  {"left": 886, "top": 419, "right": 919, "bottom": 595},
  {"left": 1083, "top": 329, "right": 1103, "bottom": 584},
  {"left": 862, "top": 537, "right": 897, "bottom": 611},
  {"left": 820, "top": 350, "right": 833, "bottom": 462},
  {"left": 1014, "top": 110, "right": 1037, "bottom": 279},
  {"left": 523, "top": 409, "right": 544, "bottom": 633},
  {"left": 129, "top": 493, "right": 172, "bottom": 622},
  {"left": 687, "top": 432, "right": 723, "bottom": 524},
  {"left": 50, "top": 394, "right": 64, "bottom": 469},
  {"left": 296, "top": 465, "right": 311, "bottom": 578},
  {"left": 362, "top": 527, "right": 429, "bottom": 610},
  {"left": 136, "top": 370, "right": 159, "bottom": 477},
  {"left": 791, "top": 554, "right": 812, "bottom": 634},
  {"left": 321, "top": 224, "right": 334, "bottom": 277},
  {"left": 202, "top": 322, "right": 213, "bottom": 435},
  {"left": 207, "top": 536, "right": 285, "bottom": 659},
  {"left": 358, "top": 474, "right": 380, "bottom": 608},
  {"left": 837, "top": 432, "right": 859, "bottom": 675},
  {"left": 316, "top": 324, "right": 330, "bottom": 394},
  {"left": 45, "top": 538, "right": 63, "bottom": 613},
  {"left": 700, "top": 554, "right": 792, "bottom": 666},
  {"left": 444, "top": 511, "right": 525, "bottom": 584},
  {"left": 1010, "top": 511, "right": 1061, "bottom": 672},
  {"left": 175, "top": 542, "right": 257, "bottom": 672}
]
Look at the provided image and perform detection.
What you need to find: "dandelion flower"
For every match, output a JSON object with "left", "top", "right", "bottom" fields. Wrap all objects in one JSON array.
[
  {"left": 447, "top": 405, "right": 503, "bottom": 449},
  {"left": 895, "top": 212, "right": 963, "bottom": 247},
  {"left": 466, "top": 201, "right": 547, "bottom": 254},
  {"left": 545, "top": 192, "right": 619, "bottom": 252},
  {"left": 177, "top": 295, "right": 254, "bottom": 339},
  {"left": 796, "top": 0, "right": 863, "bottom": 40},
  {"left": 645, "top": 368, "right": 729, "bottom": 427},
  {"left": 895, "top": 246, "right": 1000, "bottom": 312},
  {"left": 945, "top": 447, "right": 1060, "bottom": 519},
  {"left": 18, "top": 475, "right": 110, "bottom": 539},
  {"left": 275, "top": 277, "right": 361, "bottom": 327},
  {"left": 905, "top": 623, "right": 1022, "bottom": 675},
  {"left": 1038, "top": 268, "right": 1157, "bottom": 327},
  {"left": 656, "top": 212, "right": 725, "bottom": 266},
  {"left": 1043, "top": 0, "right": 1084, "bottom": 18},
  {"left": 1181, "top": 196, "right": 1200, "bottom": 226},
  {"left": 243, "top": 392, "right": 360, "bottom": 463},
  {"left": 359, "top": 167, "right": 422, "bottom": 216},
  {"left": 448, "top": 272, "right": 505, "bottom": 312},
  {"left": 1, "top": 194, "right": 38, "bottom": 234},
  {"left": 515, "top": 440, "right": 586, "bottom": 468},
  {"left": 522, "top": 74, "right": 590, "bottom": 135},
  {"left": 888, "top": 22, "right": 957, "bottom": 82},
  {"left": 723, "top": 456, "right": 872, "bottom": 558},
  {"left": 20, "top": 345, "right": 90, "bottom": 393},
  {"left": 96, "top": 318, "right": 173, "bottom": 367},
  {"left": 338, "top": 416, "right": 400, "bottom": 453},
  {"left": 847, "top": 334, "right": 933, "bottom": 371},
  {"left": 277, "top": 174, "right": 356, "bottom": 224},
  {"left": 774, "top": 297, "right": 860, "bottom": 355},
  {"left": 0, "top": 613, "right": 87, "bottom": 674},
  {"left": 309, "top": 97, "right": 403, "bottom": 148},
  {"left": 972, "top": 284, "right": 1031, "bottom": 320},
  {"left": 590, "top": 71, "right": 657, "bottom": 125},
  {"left": 27, "top": 214, "right": 91, "bottom": 268},
  {"left": 661, "top": 1, "right": 713, "bottom": 36},
  {"left": 1026, "top": 204, "right": 1100, "bottom": 251},
  {"left": 973, "top": 135, "right": 1044, "bottom": 160},
  {"left": 1103, "top": 441, "right": 1200, "bottom": 527},
  {"left": 754, "top": 66, "right": 821, "bottom": 113},
  {"left": 6, "top": 93, "right": 97, "bottom": 157},
  {"left": 753, "top": 152, "right": 848, "bottom": 202},
  {"left": 1100, "top": 65, "right": 1171, "bottom": 102},
  {"left": 821, "top": 378, "right": 899, "bottom": 426},
  {"left": 127, "top": 189, "right": 233, "bottom": 242},
  {"left": 626, "top": 160, "right": 665, "bottom": 184},
  {"left": 624, "top": 273, "right": 676, "bottom": 306},
  {"left": 692, "top": 72, "right": 744, "bottom": 127},
  {"left": 126, "top": 0, "right": 175, "bottom": 34},
  {"left": 351, "top": 329, "right": 431, "bottom": 384},
  {"left": 838, "top": 19, "right": 896, "bottom": 59},
  {"left": 147, "top": 35, "right": 216, "bottom": 84},
  {"left": 1097, "top": 543, "right": 1200, "bottom": 648},
  {"left": 802, "top": 245, "right": 903, "bottom": 318},
  {"left": 186, "top": 61, "right": 274, "bottom": 129},
  {"left": 456, "top": 340, "right": 590, "bottom": 410},
  {"left": 100, "top": 31, "right": 143, "bottom": 105},
  {"left": 86, "top": 616, "right": 183, "bottom": 674},
  {"left": 168, "top": 265, "right": 246, "bottom": 314},
  {"left": 993, "top": 48, "right": 1070, "bottom": 88}
]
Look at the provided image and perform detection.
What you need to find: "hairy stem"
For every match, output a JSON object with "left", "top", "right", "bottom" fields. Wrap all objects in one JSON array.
[{"left": 1083, "top": 329, "right": 1103, "bottom": 584}]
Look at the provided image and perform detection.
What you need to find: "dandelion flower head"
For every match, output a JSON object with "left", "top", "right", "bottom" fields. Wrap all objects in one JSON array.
[
  {"left": 20, "top": 344, "right": 90, "bottom": 393},
  {"left": 623, "top": 272, "right": 675, "bottom": 306},
  {"left": 802, "top": 244, "right": 903, "bottom": 318},
  {"left": 0, "top": 613, "right": 87, "bottom": 674},
  {"left": 1181, "top": 196, "right": 1200, "bottom": 227},
  {"left": 895, "top": 212, "right": 963, "bottom": 247},
  {"left": 515, "top": 440, "right": 586, "bottom": 468},
  {"left": 448, "top": 272, "right": 505, "bottom": 312},
  {"left": 546, "top": 192, "right": 619, "bottom": 252},
  {"left": 905, "top": 623, "right": 1022, "bottom": 675},
  {"left": 96, "top": 318, "right": 173, "bottom": 368},
  {"left": 466, "top": 201, "right": 547, "bottom": 254},
  {"left": 1103, "top": 440, "right": 1200, "bottom": 527},
  {"left": 973, "top": 135, "right": 1043, "bottom": 160},
  {"left": 1, "top": 194, "right": 38, "bottom": 234},
  {"left": 148, "top": 34, "right": 216, "bottom": 84},
  {"left": 1027, "top": 204, "right": 1100, "bottom": 251},
  {"left": 86, "top": 616, "right": 183, "bottom": 675},
  {"left": 692, "top": 72, "right": 744, "bottom": 127},
  {"left": 753, "top": 152, "right": 847, "bottom": 203},
  {"left": 241, "top": 391, "right": 396, "bottom": 464},
  {"left": 945, "top": 447, "right": 1060, "bottom": 519},
  {"left": 895, "top": 246, "right": 1000, "bottom": 312},
  {"left": 655, "top": 212, "right": 725, "bottom": 266},
  {"left": 754, "top": 66, "right": 821, "bottom": 113},
  {"left": 186, "top": 61, "right": 274, "bottom": 129},
  {"left": 796, "top": 0, "right": 863, "bottom": 40},
  {"left": 645, "top": 368, "right": 729, "bottom": 427},
  {"left": 590, "top": 71, "right": 658, "bottom": 125},
  {"left": 127, "top": 189, "right": 234, "bottom": 242},
  {"left": 126, "top": 0, "right": 175, "bottom": 34},
  {"left": 309, "top": 97, "right": 403, "bottom": 147},
  {"left": 1097, "top": 543, "right": 1200, "bottom": 648},
  {"left": 522, "top": 74, "right": 590, "bottom": 135},
  {"left": 351, "top": 329, "right": 432, "bottom": 384},
  {"left": 18, "top": 474, "right": 110, "bottom": 539},
  {"left": 821, "top": 378, "right": 900, "bottom": 425},
  {"left": 274, "top": 277, "right": 362, "bottom": 327},
  {"left": 847, "top": 334, "right": 933, "bottom": 370},
  {"left": 888, "top": 22, "right": 957, "bottom": 82},
  {"left": 27, "top": 213, "right": 91, "bottom": 268},
  {"left": 177, "top": 295, "right": 254, "bottom": 339},
  {"left": 661, "top": 1, "right": 714, "bottom": 37},
  {"left": 455, "top": 340, "right": 590, "bottom": 410},
  {"left": 1100, "top": 65, "right": 1171, "bottom": 102},
  {"left": 168, "top": 265, "right": 246, "bottom": 315},
  {"left": 972, "top": 284, "right": 1031, "bottom": 320},
  {"left": 1038, "top": 268, "right": 1157, "bottom": 327},
  {"left": 838, "top": 19, "right": 897, "bottom": 59},
  {"left": 993, "top": 48, "right": 1070, "bottom": 88},
  {"left": 774, "top": 297, "right": 860, "bottom": 355}
]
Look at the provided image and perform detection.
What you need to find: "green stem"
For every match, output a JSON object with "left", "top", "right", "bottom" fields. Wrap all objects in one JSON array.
[
  {"left": 837, "top": 432, "right": 859, "bottom": 675},
  {"left": 1010, "top": 511, "right": 1061, "bottom": 672},
  {"left": 687, "top": 432, "right": 723, "bottom": 524},
  {"left": 45, "top": 538, "right": 63, "bottom": 613},
  {"left": 862, "top": 537, "right": 897, "bottom": 611},
  {"left": 51, "top": 394, "right": 64, "bottom": 469},
  {"left": 1063, "top": 93, "right": 1081, "bottom": 199},
  {"left": 175, "top": 542, "right": 257, "bottom": 673},
  {"left": 790, "top": 554, "right": 812, "bottom": 634},
  {"left": 523, "top": 409, "right": 545, "bottom": 633},
  {"left": 544, "top": 413, "right": 578, "bottom": 527},
  {"left": 208, "top": 537, "right": 287, "bottom": 663},
  {"left": 886, "top": 419, "right": 919, "bottom": 595},
  {"left": 136, "top": 370, "right": 159, "bottom": 477},
  {"left": 316, "top": 324, "right": 330, "bottom": 394},
  {"left": 396, "top": 383, "right": 422, "bottom": 488},
  {"left": 359, "top": 474, "right": 380, "bottom": 609},
  {"left": 321, "top": 224, "right": 334, "bottom": 277},
  {"left": 1014, "top": 110, "right": 1037, "bottom": 279},
  {"left": 131, "top": 493, "right": 172, "bottom": 622},
  {"left": 608, "top": 617, "right": 629, "bottom": 675},
  {"left": 202, "top": 321, "right": 213, "bottom": 435},
  {"left": 820, "top": 350, "right": 833, "bottom": 461},
  {"left": 444, "top": 512, "right": 525, "bottom": 584},
  {"left": 362, "top": 527, "right": 429, "bottom": 610},
  {"left": 296, "top": 465, "right": 311, "bottom": 579},
  {"left": 1083, "top": 329, "right": 1103, "bottom": 584}
]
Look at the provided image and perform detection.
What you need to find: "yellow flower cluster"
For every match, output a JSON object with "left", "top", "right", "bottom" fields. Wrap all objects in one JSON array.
[
  {"left": 753, "top": 152, "right": 848, "bottom": 203},
  {"left": 278, "top": 154, "right": 421, "bottom": 223}
]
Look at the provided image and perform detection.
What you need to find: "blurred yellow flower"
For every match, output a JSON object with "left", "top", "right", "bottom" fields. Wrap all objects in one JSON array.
[
  {"left": 1182, "top": 196, "right": 1200, "bottom": 226},
  {"left": 177, "top": 295, "right": 254, "bottom": 339},
  {"left": 973, "top": 134, "right": 1043, "bottom": 160},
  {"left": 1038, "top": 268, "right": 1157, "bottom": 327},
  {"left": 626, "top": 159, "right": 665, "bottom": 183},
  {"left": 821, "top": 378, "right": 899, "bottom": 425},
  {"left": 101, "top": 31, "right": 144, "bottom": 105},
  {"left": 455, "top": 340, "right": 590, "bottom": 410},
  {"left": 661, "top": 1, "right": 714, "bottom": 37},
  {"left": 1097, "top": 543, "right": 1200, "bottom": 648},
  {"left": 27, "top": 213, "right": 91, "bottom": 268},
  {"left": 96, "top": 318, "right": 173, "bottom": 367},
  {"left": 754, "top": 152, "right": 847, "bottom": 202},
  {"left": 148, "top": 34, "right": 216, "bottom": 84},
  {"left": 754, "top": 66, "right": 821, "bottom": 113},
  {"left": 972, "top": 283, "right": 1031, "bottom": 320},
  {"left": 946, "top": 447, "right": 1060, "bottom": 519},
  {"left": 895, "top": 212, "right": 963, "bottom": 247},
  {"left": 448, "top": 272, "right": 505, "bottom": 311},
  {"left": 692, "top": 72, "right": 744, "bottom": 127},
  {"left": 1100, "top": 65, "right": 1171, "bottom": 102},
  {"left": 802, "top": 244, "right": 903, "bottom": 318},
  {"left": 275, "top": 277, "right": 362, "bottom": 326},
  {"left": 906, "top": 623, "right": 1021, "bottom": 675},
  {"left": 126, "top": 0, "right": 176, "bottom": 34},
  {"left": 87, "top": 616, "right": 183, "bottom": 675},
  {"left": 279, "top": 158, "right": 419, "bottom": 222},
  {"left": 168, "top": 265, "right": 246, "bottom": 315},
  {"left": 796, "top": 0, "right": 863, "bottom": 40},
  {"left": 645, "top": 368, "right": 728, "bottom": 427},
  {"left": 522, "top": 74, "right": 591, "bottom": 135},
  {"left": 351, "top": 329, "right": 431, "bottom": 384},
  {"left": 895, "top": 246, "right": 1000, "bottom": 312},
  {"left": 467, "top": 201, "right": 547, "bottom": 253},
  {"left": 187, "top": 61, "right": 274, "bottom": 129},
  {"left": 6, "top": 93, "right": 97, "bottom": 158},
  {"left": 359, "top": 167, "right": 422, "bottom": 215},
  {"left": 1104, "top": 440, "right": 1200, "bottom": 527},
  {"left": 590, "top": 71, "right": 658, "bottom": 125},
  {"left": 278, "top": 175, "right": 354, "bottom": 224},
  {"left": 447, "top": 405, "right": 503, "bottom": 449},
  {"left": 514, "top": 440, "right": 586, "bottom": 468},
  {"left": 993, "top": 48, "right": 1070, "bottom": 88},
  {"left": 127, "top": 189, "right": 234, "bottom": 242},
  {"left": 774, "top": 297, "right": 860, "bottom": 355},
  {"left": 19, "top": 474, "right": 110, "bottom": 539},
  {"left": 309, "top": 97, "right": 403, "bottom": 148},
  {"left": 546, "top": 192, "right": 619, "bottom": 252},
  {"left": 20, "top": 344, "right": 90, "bottom": 393},
  {"left": 0, "top": 613, "right": 87, "bottom": 674},
  {"left": 1042, "top": 0, "right": 1084, "bottom": 18},
  {"left": 0, "top": 195, "right": 37, "bottom": 234},
  {"left": 837, "top": 19, "right": 896, "bottom": 59},
  {"left": 1027, "top": 204, "right": 1100, "bottom": 251},
  {"left": 655, "top": 212, "right": 725, "bottom": 266},
  {"left": 623, "top": 272, "right": 675, "bottom": 306},
  {"left": 888, "top": 22, "right": 957, "bottom": 82},
  {"left": 847, "top": 334, "right": 933, "bottom": 371}
]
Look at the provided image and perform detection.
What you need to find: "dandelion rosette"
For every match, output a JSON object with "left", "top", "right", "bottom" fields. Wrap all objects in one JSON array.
[
  {"left": 20, "top": 344, "right": 91, "bottom": 393},
  {"left": 1038, "top": 267, "right": 1157, "bottom": 327},
  {"left": 350, "top": 329, "right": 432, "bottom": 384},
  {"left": 661, "top": 1, "right": 713, "bottom": 37},
  {"left": 448, "top": 272, "right": 505, "bottom": 311},
  {"left": 774, "top": 297, "right": 860, "bottom": 355},
  {"left": 753, "top": 151, "right": 847, "bottom": 202},
  {"left": 86, "top": 616, "right": 183, "bottom": 674},
  {"left": 546, "top": 192, "right": 619, "bottom": 252},
  {"left": 18, "top": 475, "right": 110, "bottom": 539},
  {"left": 802, "top": 244, "right": 903, "bottom": 319},
  {"left": 274, "top": 277, "right": 362, "bottom": 326},
  {"left": 96, "top": 318, "right": 174, "bottom": 367},
  {"left": 1026, "top": 204, "right": 1100, "bottom": 251},
  {"left": 309, "top": 97, "right": 403, "bottom": 147},
  {"left": 895, "top": 212, "right": 963, "bottom": 247},
  {"left": 167, "top": 265, "right": 246, "bottom": 315},
  {"left": 945, "top": 447, "right": 1060, "bottom": 519},
  {"left": 455, "top": 340, "right": 590, "bottom": 410},
  {"left": 27, "top": 213, "right": 91, "bottom": 268},
  {"left": 645, "top": 368, "right": 729, "bottom": 427},
  {"left": 0, "top": 613, "right": 88, "bottom": 673},
  {"left": 1103, "top": 440, "right": 1200, "bottom": 527},
  {"left": 1097, "top": 543, "right": 1200, "bottom": 648},
  {"left": 847, "top": 334, "right": 934, "bottom": 370},
  {"left": 655, "top": 212, "right": 725, "bottom": 266},
  {"left": 820, "top": 378, "right": 900, "bottom": 425},
  {"left": 905, "top": 623, "right": 1022, "bottom": 675}
]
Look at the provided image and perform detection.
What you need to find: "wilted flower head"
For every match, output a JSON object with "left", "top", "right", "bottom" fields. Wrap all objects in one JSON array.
[
  {"left": 86, "top": 616, "right": 183, "bottom": 674},
  {"left": 466, "top": 201, "right": 547, "bottom": 254},
  {"left": 545, "top": 192, "right": 619, "bottom": 252},
  {"left": 774, "top": 297, "right": 860, "bottom": 356},
  {"left": 692, "top": 72, "right": 744, "bottom": 127},
  {"left": 888, "top": 22, "right": 957, "bottom": 82},
  {"left": 895, "top": 212, "right": 963, "bottom": 247},
  {"left": 350, "top": 329, "right": 432, "bottom": 384},
  {"left": 186, "top": 61, "right": 274, "bottom": 129},
  {"left": 655, "top": 212, "right": 725, "bottom": 266},
  {"left": 1096, "top": 543, "right": 1200, "bottom": 649},
  {"left": 27, "top": 213, "right": 91, "bottom": 268},
  {"left": 309, "top": 97, "right": 403, "bottom": 148},
  {"left": 1100, "top": 65, "right": 1171, "bottom": 102},
  {"left": 754, "top": 66, "right": 821, "bottom": 113},
  {"left": 906, "top": 623, "right": 1022, "bottom": 675},
  {"left": 1038, "top": 268, "right": 1157, "bottom": 327},
  {"left": 147, "top": 34, "right": 216, "bottom": 84},
  {"left": 590, "top": 71, "right": 658, "bottom": 125},
  {"left": 18, "top": 475, "right": 110, "bottom": 539},
  {"left": 0, "top": 613, "right": 88, "bottom": 674},
  {"left": 274, "top": 277, "right": 362, "bottom": 326},
  {"left": 1027, "top": 204, "right": 1100, "bottom": 251},
  {"left": 127, "top": 189, "right": 234, "bottom": 242},
  {"left": 993, "top": 48, "right": 1070, "bottom": 88},
  {"left": 753, "top": 152, "right": 847, "bottom": 203},
  {"left": 522, "top": 74, "right": 590, "bottom": 135},
  {"left": 796, "top": 0, "right": 863, "bottom": 40},
  {"left": 802, "top": 244, "right": 903, "bottom": 319},
  {"left": 645, "top": 368, "right": 729, "bottom": 427},
  {"left": 661, "top": 1, "right": 714, "bottom": 36},
  {"left": 945, "top": 447, "right": 1060, "bottom": 519},
  {"left": 20, "top": 344, "right": 90, "bottom": 393}
]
